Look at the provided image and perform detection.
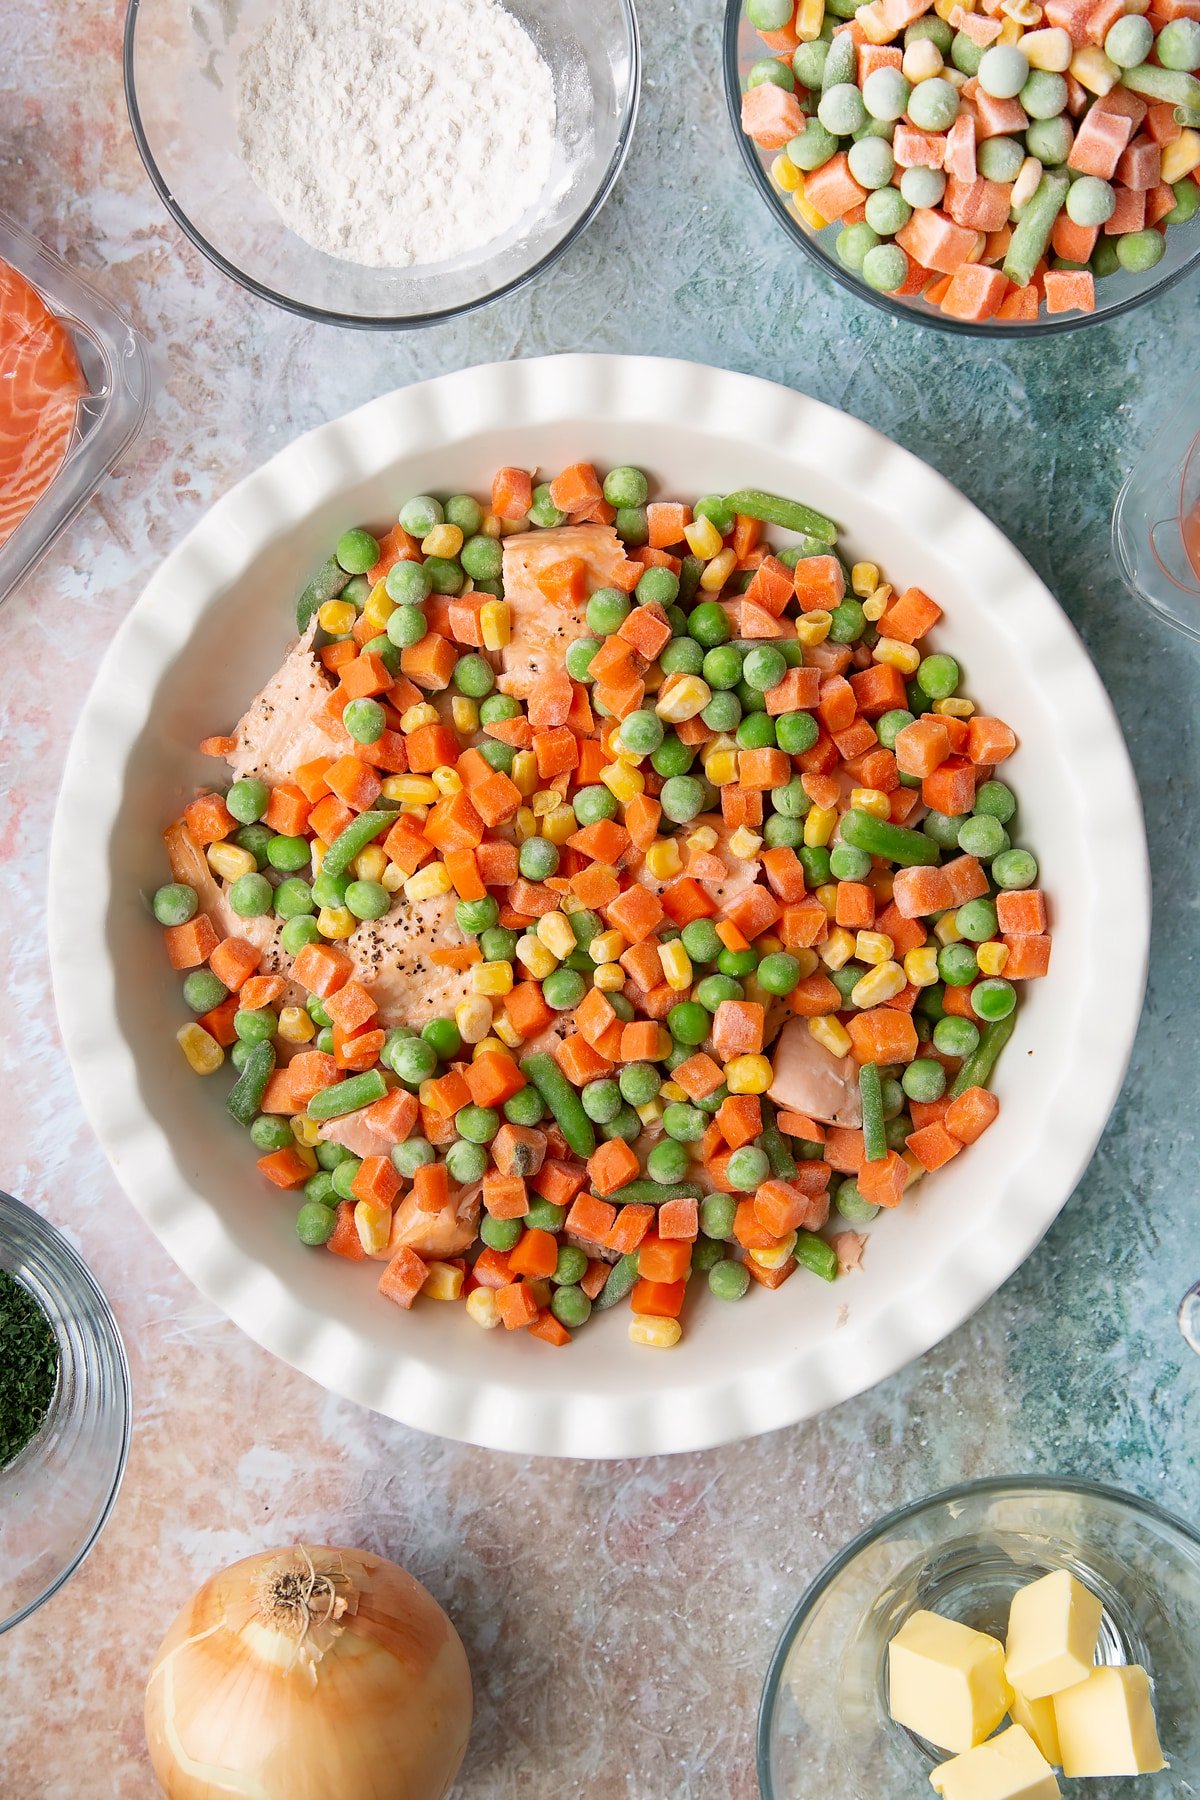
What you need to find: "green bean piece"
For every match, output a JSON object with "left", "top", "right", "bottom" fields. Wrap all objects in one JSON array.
[
  {"left": 947, "top": 1012, "right": 1018, "bottom": 1099},
  {"left": 226, "top": 1041, "right": 276, "bottom": 1127},
  {"left": 1003, "top": 171, "right": 1069, "bottom": 289},
  {"left": 519, "top": 1053, "right": 596, "bottom": 1158},
  {"left": 859, "top": 1062, "right": 887, "bottom": 1163},
  {"left": 307, "top": 1069, "right": 389, "bottom": 1121},
  {"left": 593, "top": 1252, "right": 641, "bottom": 1310},
  {"left": 760, "top": 1102, "right": 798, "bottom": 1179},
  {"left": 719, "top": 488, "right": 838, "bottom": 546},
  {"left": 598, "top": 1178, "right": 705, "bottom": 1206},
  {"left": 840, "top": 808, "right": 940, "bottom": 867},
  {"left": 795, "top": 1231, "right": 839, "bottom": 1282},
  {"left": 321, "top": 809, "right": 395, "bottom": 880},
  {"left": 296, "top": 555, "right": 351, "bottom": 632},
  {"left": 1122, "top": 63, "right": 1200, "bottom": 105}
]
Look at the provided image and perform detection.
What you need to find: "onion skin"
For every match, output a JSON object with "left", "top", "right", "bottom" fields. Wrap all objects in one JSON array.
[{"left": 145, "top": 1546, "right": 472, "bottom": 1800}]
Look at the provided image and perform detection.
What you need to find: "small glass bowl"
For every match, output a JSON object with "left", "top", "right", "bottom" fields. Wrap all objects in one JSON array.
[
  {"left": 760, "top": 1477, "right": 1200, "bottom": 1797},
  {"left": 0, "top": 1192, "right": 131, "bottom": 1634},
  {"left": 124, "top": 0, "right": 640, "bottom": 329},
  {"left": 1113, "top": 398, "right": 1200, "bottom": 644},
  {"left": 723, "top": 0, "right": 1200, "bottom": 337}
]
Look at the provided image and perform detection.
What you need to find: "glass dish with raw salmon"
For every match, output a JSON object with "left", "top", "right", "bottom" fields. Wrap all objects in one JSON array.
[{"left": 150, "top": 459, "right": 1051, "bottom": 1349}]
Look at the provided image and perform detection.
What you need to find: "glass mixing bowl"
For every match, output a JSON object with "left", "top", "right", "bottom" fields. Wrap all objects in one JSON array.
[
  {"left": 760, "top": 1477, "right": 1200, "bottom": 1797},
  {"left": 723, "top": 0, "right": 1200, "bottom": 337},
  {"left": 0, "top": 1192, "right": 131, "bottom": 1634},
  {"left": 124, "top": 0, "right": 640, "bottom": 329}
]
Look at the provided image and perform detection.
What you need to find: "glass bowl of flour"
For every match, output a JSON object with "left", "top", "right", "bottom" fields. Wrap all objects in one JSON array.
[{"left": 124, "top": 0, "right": 639, "bottom": 327}]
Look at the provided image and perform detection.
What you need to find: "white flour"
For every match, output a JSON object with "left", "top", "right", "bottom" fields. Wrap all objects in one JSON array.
[{"left": 236, "top": 0, "right": 557, "bottom": 269}]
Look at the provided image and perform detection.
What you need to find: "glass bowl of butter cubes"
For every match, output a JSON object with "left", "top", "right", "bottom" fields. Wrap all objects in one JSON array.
[{"left": 759, "top": 1477, "right": 1200, "bottom": 1798}]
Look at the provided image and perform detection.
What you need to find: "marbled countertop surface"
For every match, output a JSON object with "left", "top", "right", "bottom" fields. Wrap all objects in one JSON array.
[{"left": 2, "top": 2, "right": 1199, "bottom": 1794}]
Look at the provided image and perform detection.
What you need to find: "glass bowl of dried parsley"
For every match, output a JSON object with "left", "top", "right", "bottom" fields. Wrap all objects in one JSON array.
[{"left": 0, "top": 1192, "right": 131, "bottom": 1633}]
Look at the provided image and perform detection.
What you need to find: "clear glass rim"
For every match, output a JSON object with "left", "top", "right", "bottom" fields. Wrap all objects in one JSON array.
[
  {"left": 122, "top": 0, "right": 642, "bottom": 332},
  {"left": 721, "top": 0, "right": 1200, "bottom": 340},
  {"left": 756, "top": 1473, "right": 1200, "bottom": 1796},
  {"left": 0, "top": 1192, "right": 132, "bottom": 1635}
]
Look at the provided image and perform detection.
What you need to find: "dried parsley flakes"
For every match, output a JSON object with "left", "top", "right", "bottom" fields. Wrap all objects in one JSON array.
[{"left": 0, "top": 1270, "right": 59, "bottom": 1468}]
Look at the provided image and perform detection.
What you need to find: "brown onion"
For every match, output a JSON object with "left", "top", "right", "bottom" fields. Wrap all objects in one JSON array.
[{"left": 145, "top": 1544, "right": 472, "bottom": 1799}]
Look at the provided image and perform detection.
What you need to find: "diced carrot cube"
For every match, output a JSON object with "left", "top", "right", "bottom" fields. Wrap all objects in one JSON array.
[
  {"left": 660, "top": 876, "right": 717, "bottom": 926},
  {"left": 605, "top": 883, "right": 665, "bottom": 944},
  {"left": 508, "top": 1227, "right": 560, "bottom": 1280},
  {"left": 717, "top": 1093, "right": 762, "bottom": 1150},
  {"left": 787, "top": 971, "right": 843, "bottom": 1017},
  {"left": 905, "top": 1121, "right": 963, "bottom": 1171},
  {"left": 636, "top": 1235, "right": 692, "bottom": 1283},
  {"left": 603, "top": 1204, "right": 655, "bottom": 1255},
  {"left": 495, "top": 1282, "right": 540, "bottom": 1330},
  {"left": 351, "top": 1154, "right": 401, "bottom": 1209},
  {"left": 738, "top": 746, "right": 791, "bottom": 791},
  {"left": 845, "top": 1008, "right": 919, "bottom": 1066},
  {"left": 587, "top": 1137, "right": 640, "bottom": 1196},
  {"left": 564, "top": 1193, "right": 618, "bottom": 1244},
  {"left": 944, "top": 1085, "right": 1001, "bottom": 1145},
  {"left": 658, "top": 1197, "right": 699, "bottom": 1241},
  {"left": 995, "top": 889, "right": 1046, "bottom": 935},
  {"left": 921, "top": 755, "right": 976, "bottom": 815},
  {"left": 856, "top": 1149, "right": 908, "bottom": 1208},
  {"left": 492, "top": 466, "right": 533, "bottom": 521},
  {"left": 184, "top": 793, "right": 236, "bottom": 846},
  {"left": 548, "top": 462, "right": 603, "bottom": 515},
  {"left": 163, "top": 914, "right": 220, "bottom": 969},
  {"left": 630, "top": 1277, "right": 687, "bottom": 1318},
  {"left": 482, "top": 1172, "right": 529, "bottom": 1219},
  {"left": 753, "top": 1179, "right": 810, "bottom": 1237},
  {"left": 292, "top": 942, "right": 354, "bottom": 997},
  {"left": 835, "top": 881, "right": 875, "bottom": 930},
  {"left": 1002, "top": 933, "right": 1051, "bottom": 978},
  {"left": 880, "top": 586, "right": 943, "bottom": 644}
]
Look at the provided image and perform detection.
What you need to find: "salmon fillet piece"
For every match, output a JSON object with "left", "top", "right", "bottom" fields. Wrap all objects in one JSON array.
[
  {"left": 229, "top": 620, "right": 339, "bottom": 786},
  {"left": 769, "top": 1016, "right": 862, "bottom": 1128},
  {"left": 500, "top": 522, "right": 629, "bottom": 698},
  {"left": 348, "top": 889, "right": 475, "bottom": 1025},
  {"left": 0, "top": 258, "right": 85, "bottom": 545},
  {"left": 632, "top": 815, "right": 761, "bottom": 912}
]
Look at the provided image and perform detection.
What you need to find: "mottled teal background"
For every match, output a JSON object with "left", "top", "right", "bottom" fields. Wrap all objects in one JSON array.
[{"left": 1, "top": 1, "right": 1198, "bottom": 1793}]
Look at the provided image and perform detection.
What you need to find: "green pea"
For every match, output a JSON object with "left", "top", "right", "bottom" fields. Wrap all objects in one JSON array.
[
  {"left": 700, "top": 1192, "right": 737, "bottom": 1241},
  {"left": 154, "top": 883, "right": 198, "bottom": 926},
  {"left": 902, "top": 1058, "right": 946, "bottom": 1102},
  {"left": 829, "top": 844, "right": 872, "bottom": 881},
  {"left": 616, "top": 506, "right": 649, "bottom": 546},
  {"left": 661, "top": 1102, "right": 706, "bottom": 1142},
  {"left": 923, "top": 810, "right": 969, "bottom": 850},
  {"left": 519, "top": 838, "right": 560, "bottom": 882},
  {"left": 550, "top": 1285, "right": 592, "bottom": 1330},
  {"left": 229, "top": 1040, "right": 253, "bottom": 1071},
  {"left": 829, "top": 599, "right": 867, "bottom": 643},
  {"left": 456, "top": 896, "right": 500, "bottom": 936},
  {"left": 957, "top": 814, "right": 1009, "bottom": 861},
  {"left": 772, "top": 777, "right": 811, "bottom": 819},
  {"left": 992, "top": 848, "right": 1038, "bottom": 890},
  {"left": 503, "top": 1085, "right": 545, "bottom": 1126},
  {"left": 651, "top": 734, "right": 695, "bottom": 779},
  {"left": 974, "top": 780, "right": 1016, "bottom": 824},
  {"left": 764, "top": 815, "right": 804, "bottom": 849},
  {"left": 709, "top": 1259, "right": 750, "bottom": 1300},
  {"left": 758, "top": 951, "right": 802, "bottom": 996},
  {"left": 454, "top": 1104, "right": 498, "bottom": 1145},
  {"left": 480, "top": 926, "right": 518, "bottom": 963},
  {"left": 446, "top": 1139, "right": 488, "bottom": 1184},
  {"left": 835, "top": 1179, "right": 880, "bottom": 1225},
  {"left": 830, "top": 964, "right": 864, "bottom": 1005},
  {"left": 296, "top": 1201, "right": 337, "bottom": 1246},
  {"left": 717, "top": 946, "right": 759, "bottom": 978},
  {"left": 459, "top": 534, "right": 502, "bottom": 582},
  {"left": 646, "top": 1138, "right": 690, "bottom": 1184},
  {"left": 1117, "top": 229, "right": 1166, "bottom": 274},
  {"left": 603, "top": 1103, "right": 642, "bottom": 1145},
  {"left": 955, "top": 898, "right": 998, "bottom": 943},
  {"left": 182, "top": 968, "right": 228, "bottom": 1012},
  {"left": 972, "top": 977, "right": 1016, "bottom": 1021},
  {"left": 727, "top": 1146, "right": 770, "bottom": 1190},
  {"left": 553, "top": 1244, "right": 589, "bottom": 1286},
  {"left": 453, "top": 653, "right": 494, "bottom": 698},
  {"left": 389, "top": 1035, "right": 438, "bottom": 1085},
  {"left": 251, "top": 1114, "right": 294, "bottom": 1152},
  {"left": 233, "top": 1007, "right": 275, "bottom": 1047},
  {"left": 586, "top": 587, "right": 631, "bottom": 636},
  {"left": 602, "top": 465, "right": 649, "bottom": 508},
  {"left": 388, "top": 1138, "right": 433, "bottom": 1178},
  {"left": 680, "top": 919, "right": 721, "bottom": 964},
  {"left": 749, "top": 54, "right": 796, "bottom": 88},
  {"left": 333, "top": 528, "right": 378, "bottom": 574},
  {"left": 743, "top": 645, "right": 788, "bottom": 692},
  {"left": 267, "top": 834, "right": 312, "bottom": 873},
  {"left": 570, "top": 789, "right": 618, "bottom": 837},
  {"left": 345, "top": 879, "right": 390, "bottom": 921},
  {"left": 636, "top": 566, "right": 680, "bottom": 607},
  {"left": 228, "top": 872, "right": 273, "bottom": 918},
  {"left": 934, "top": 1016, "right": 980, "bottom": 1058},
  {"left": 543, "top": 968, "right": 586, "bottom": 1011},
  {"left": 660, "top": 776, "right": 707, "bottom": 824},
  {"left": 621, "top": 709, "right": 665, "bottom": 755},
  {"left": 695, "top": 974, "right": 743, "bottom": 1011},
  {"left": 918, "top": 654, "right": 959, "bottom": 699},
  {"left": 688, "top": 600, "right": 732, "bottom": 647},
  {"left": 341, "top": 698, "right": 384, "bottom": 745},
  {"left": 422, "top": 1016, "right": 461, "bottom": 1061},
  {"left": 398, "top": 495, "right": 442, "bottom": 537},
  {"left": 386, "top": 559, "right": 433, "bottom": 605},
  {"left": 387, "top": 604, "right": 427, "bottom": 648},
  {"left": 619, "top": 1062, "right": 661, "bottom": 1107},
  {"left": 480, "top": 1214, "right": 522, "bottom": 1251},
  {"left": 737, "top": 712, "right": 778, "bottom": 751},
  {"left": 776, "top": 710, "right": 820, "bottom": 754},
  {"left": 478, "top": 739, "right": 515, "bottom": 775},
  {"left": 226, "top": 778, "right": 269, "bottom": 824},
  {"left": 480, "top": 694, "right": 520, "bottom": 726},
  {"left": 527, "top": 483, "right": 566, "bottom": 528},
  {"left": 938, "top": 942, "right": 979, "bottom": 987}
]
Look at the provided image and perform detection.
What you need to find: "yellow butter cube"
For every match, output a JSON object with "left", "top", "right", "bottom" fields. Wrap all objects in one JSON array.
[
  {"left": 1010, "top": 1690, "right": 1062, "bottom": 1767},
  {"left": 1053, "top": 1666, "right": 1164, "bottom": 1778},
  {"left": 889, "top": 1611, "right": 1014, "bottom": 1753},
  {"left": 1005, "top": 1570, "right": 1103, "bottom": 1701},
  {"left": 929, "top": 1724, "right": 1061, "bottom": 1800}
]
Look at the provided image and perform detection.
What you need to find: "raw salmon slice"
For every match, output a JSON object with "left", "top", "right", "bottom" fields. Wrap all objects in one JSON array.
[
  {"left": 0, "top": 257, "right": 86, "bottom": 546},
  {"left": 500, "top": 522, "right": 630, "bottom": 698}
]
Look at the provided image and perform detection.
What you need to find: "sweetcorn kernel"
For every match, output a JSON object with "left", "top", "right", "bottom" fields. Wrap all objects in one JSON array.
[
  {"left": 850, "top": 788, "right": 890, "bottom": 819},
  {"left": 659, "top": 1080, "right": 687, "bottom": 1104},
  {"left": 636, "top": 1098, "right": 664, "bottom": 1128},
  {"left": 492, "top": 1013, "right": 523, "bottom": 1049},
  {"left": 536, "top": 912, "right": 577, "bottom": 960},
  {"left": 728, "top": 826, "right": 764, "bottom": 861},
  {"left": 423, "top": 1260, "right": 465, "bottom": 1301},
  {"left": 207, "top": 841, "right": 257, "bottom": 882},
  {"left": 851, "top": 561, "right": 880, "bottom": 598},
  {"left": 685, "top": 515, "right": 726, "bottom": 559},
  {"left": 724, "top": 1053, "right": 773, "bottom": 1095},
  {"left": 514, "top": 806, "right": 538, "bottom": 842},
  {"left": 290, "top": 1114, "right": 322, "bottom": 1147},
  {"left": 466, "top": 1287, "right": 501, "bottom": 1328},
  {"left": 381, "top": 864, "right": 405, "bottom": 893},
  {"left": 590, "top": 929, "right": 626, "bottom": 965},
  {"left": 432, "top": 765, "right": 463, "bottom": 796},
  {"left": 471, "top": 961, "right": 514, "bottom": 997},
  {"left": 629, "top": 1315, "right": 683, "bottom": 1348},
  {"left": 177, "top": 1023, "right": 223, "bottom": 1074},
  {"left": 353, "top": 845, "right": 388, "bottom": 883},
  {"left": 404, "top": 863, "right": 452, "bottom": 903},
  {"left": 704, "top": 747, "right": 739, "bottom": 786},
  {"left": 873, "top": 637, "right": 921, "bottom": 674},
  {"left": 933, "top": 696, "right": 975, "bottom": 718},
  {"left": 355, "top": 1201, "right": 391, "bottom": 1257},
  {"left": 863, "top": 583, "right": 892, "bottom": 622},
  {"left": 796, "top": 0, "right": 825, "bottom": 34},
  {"left": 593, "top": 961, "right": 625, "bottom": 991},
  {"left": 383, "top": 774, "right": 438, "bottom": 804},
  {"left": 976, "top": 940, "right": 1010, "bottom": 976},
  {"left": 318, "top": 599, "right": 356, "bottom": 636},
  {"left": 516, "top": 935, "right": 558, "bottom": 980},
  {"left": 934, "top": 912, "right": 963, "bottom": 946},
  {"left": 318, "top": 905, "right": 357, "bottom": 939},
  {"left": 818, "top": 926, "right": 856, "bottom": 970},
  {"left": 804, "top": 806, "right": 837, "bottom": 848},
  {"left": 455, "top": 997, "right": 494, "bottom": 1043},
  {"left": 645, "top": 837, "right": 684, "bottom": 881},
  {"left": 749, "top": 1232, "right": 798, "bottom": 1269},
  {"left": 361, "top": 583, "right": 394, "bottom": 631},
  {"left": 686, "top": 823, "right": 719, "bottom": 854},
  {"left": 400, "top": 703, "right": 440, "bottom": 733},
  {"left": 815, "top": 882, "right": 839, "bottom": 918},
  {"left": 904, "top": 946, "right": 940, "bottom": 988},
  {"left": 809, "top": 1014, "right": 852, "bottom": 1058},
  {"left": 542, "top": 805, "right": 577, "bottom": 845},
  {"left": 792, "top": 187, "right": 829, "bottom": 232},
  {"left": 659, "top": 940, "right": 693, "bottom": 991},
  {"left": 699, "top": 547, "right": 738, "bottom": 592},
  {"left": 655, "top": 675, "right": 711, "bottom": 723},
  {"left": 600, "top": 761, "right": 644, "bottom": 804},
  {"left": 510, "top": 750, "right": 537, "bottom": 796},
  {"left": 1162, "top": 129, "right": 1200, "bottom": 184},
  {"left": 855, "top": 930, "right": 895, "bottom": 966},
  {"left": 480, "top": 600, "right": 511, "bottom": 651},
  {"left": 850, "top": 960, "right": 905, "bottom": 1008},
  {"left": 421, "top": 523, "right": 463, "bottom": 559},
  {"left": 795, "top": 610, "right": 832, "bottom": 646},
  {"left": 278, "top": 1004, "right": 316, "bottom": 1044},
  {"left": 451, "top": 696, "right": 479, "bottom": 735},
  {"left": 480, "top": 510, "right": 503, "bottom": 538}
]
